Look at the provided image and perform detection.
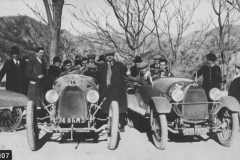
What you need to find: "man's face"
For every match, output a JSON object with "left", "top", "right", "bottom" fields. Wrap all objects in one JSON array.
[
  {"left": 65, "top": 63, "right": 72, "bottom": 71},
  {"left": 89, "top": 59, "right": 95, "bottom": 64},
  {"left": 82, "top": 60, "right": 88, "bottom": 67},
  {"left": 207, "top": 60, "right": 214, "bottom": 66},
  {"left": 106, "top": 55, "right": 114, "bottom": 62},
  {"left": 36, "top": 49, "right": 44, "bottom": 59},
  {"left": 12, "top": 54, "right": 19, "bottom": 60},
  {"left": 55, "top": 62, "right": 61, "bottom": 67},
  {"left": 159, "top": 62, "right": 166, "bottom": 70}
]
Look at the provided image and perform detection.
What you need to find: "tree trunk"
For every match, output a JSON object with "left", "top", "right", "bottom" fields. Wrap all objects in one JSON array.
[{"left": 49, "top": 28, "right": 60, "bottom": 63}]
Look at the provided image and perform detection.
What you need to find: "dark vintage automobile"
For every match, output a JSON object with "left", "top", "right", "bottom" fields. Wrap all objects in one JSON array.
[
  {"left": 0, "top": 89, "right": 28, "bottom": 132},
  {"left": 127, "top": 74, "right": 240, "bottom": 150},
  {"left": 26, "top": 73, "right": 120, "bottom": 151}
]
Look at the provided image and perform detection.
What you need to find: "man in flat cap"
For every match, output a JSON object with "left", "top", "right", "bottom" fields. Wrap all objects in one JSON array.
[
  {"left": 96, "top": 49, "right": 127, "bottom": 132},
  {"left": 196, "top": 52, "right": 222, "bottom": 101},
  {"left": 0, "top": 46, "right": 26, "bottom": 94}
]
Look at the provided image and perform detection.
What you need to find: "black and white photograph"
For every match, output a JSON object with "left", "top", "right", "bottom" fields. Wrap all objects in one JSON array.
[{"left": 1, "top": 0, "right": 240, "bottom": 160}]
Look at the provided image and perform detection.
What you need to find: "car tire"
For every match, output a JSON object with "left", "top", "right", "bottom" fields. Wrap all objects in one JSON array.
[
  {"left": 107, "top": 101, "right": 119, "bottom": 150},
  {"left": 26, "top": 101, "right": 39, "bottom": 151},
  {"left": 150, "top": 107, "right": 168, "bottom": 150},
  {"left": 0, "top": 107, "right": 22, "bottom": 132},
  {"left": 217, "top": 109, "right": 238, "bottom": 147}
]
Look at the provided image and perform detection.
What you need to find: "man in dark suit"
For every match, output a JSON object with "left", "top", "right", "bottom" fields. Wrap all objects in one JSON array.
[
  {"left": 0, "top": 46, "right": 26, "bottom": 94},
  {"left": 196, "top": 52, "right": 222, "bottom": 101},
  {"left": 25, "top": 47, "right": 48, "bottom": 108},
  {"left": 97, "top": 50, "right": 127, "bottom": 132}
]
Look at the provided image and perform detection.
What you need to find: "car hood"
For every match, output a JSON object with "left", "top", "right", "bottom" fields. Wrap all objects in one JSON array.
[{"left": 153, "top": 77, "right": 193, "bottom": 94}]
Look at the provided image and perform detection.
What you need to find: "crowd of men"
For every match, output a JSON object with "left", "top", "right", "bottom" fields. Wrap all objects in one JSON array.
[{"left": 1, "top": 45, "right": 240, "bottom": 132}]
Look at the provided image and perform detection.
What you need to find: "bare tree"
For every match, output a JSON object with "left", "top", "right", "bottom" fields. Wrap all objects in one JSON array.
[
  {"left": 211, "top": 0, "right": 240, "bottom": 89},
  {"left": 159, "top": 0, "right": 200, "bottom": 64},
  {"left": 24, "top": 0, "right": 64, "bottom": 63},
  {"left": 71, "top": 0, "right": 155, "bottom": 57}
]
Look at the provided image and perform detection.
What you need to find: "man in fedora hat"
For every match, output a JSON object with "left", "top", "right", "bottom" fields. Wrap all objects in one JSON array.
[
  {"left": 196, "top": 52, "right": 222, "bottom": 101},
  {"left": 0, "top": 46, "right": 26, "bottom": 94},
  {"left": 96, "top": 49, "right": 127, "bottom": 132}
]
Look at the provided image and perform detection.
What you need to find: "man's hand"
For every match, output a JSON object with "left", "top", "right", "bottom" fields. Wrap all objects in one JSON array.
[{"left": 38, "top": 74, "right": 44, "bottom": 79}]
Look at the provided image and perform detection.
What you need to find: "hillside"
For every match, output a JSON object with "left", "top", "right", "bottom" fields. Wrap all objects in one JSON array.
[{"left": 0, "top": 15, "right": 86, "bottom": 61}]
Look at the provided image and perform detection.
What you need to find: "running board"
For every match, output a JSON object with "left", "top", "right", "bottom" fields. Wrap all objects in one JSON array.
[{"left": 127, "top": 94, "right": 146, "bottom": 116}]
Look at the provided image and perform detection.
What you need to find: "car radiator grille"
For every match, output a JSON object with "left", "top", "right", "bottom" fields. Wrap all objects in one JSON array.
[
  {"left": 181, "top": 86, "right": 209, "bottom": 120},
  {"left": 58, "top": 86, "right": 88, "bottom": 119}
]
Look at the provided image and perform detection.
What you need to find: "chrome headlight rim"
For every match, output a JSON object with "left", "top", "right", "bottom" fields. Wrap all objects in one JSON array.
[
  {"left": 171, "top": 88, "right": 184, "bottom": 102},
  {"left": 45, "top": 89, "right": 59, "bottom": 104},
  {"left": 86, "top": 90, "right": 99, "bottom": 104},
  {"left": 209, "top": 88, "right": 221, "bottom": 101}
]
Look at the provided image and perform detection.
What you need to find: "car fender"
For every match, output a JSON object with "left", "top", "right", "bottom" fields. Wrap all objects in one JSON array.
[
  {"left": 149, "top": 97, "right": 172, "bottom": 114},
  {"left": 0, "top": 90, "right": 29, "bottom": 107},
  {"left": 212, "top": 96, "right": 240, "bottom": 114}
]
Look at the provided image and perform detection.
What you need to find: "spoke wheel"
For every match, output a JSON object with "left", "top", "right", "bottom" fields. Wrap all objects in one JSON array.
[
  {"left": 217, "top": 109, "right": 238, "bottom": 147},
  {"left": 150, "top": 108, "right": 168, "bottom": 150},
  {"left": 107, "top": 101, "right": 119, "bottom": 150},
  {"left": 0, "top": 108, "right": 22, "bottom": 132},
  {"left": 26, "top": 101, "right": 39, "bottom": 151}
]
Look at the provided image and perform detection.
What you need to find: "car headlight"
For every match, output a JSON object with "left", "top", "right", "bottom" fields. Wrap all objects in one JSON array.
[
  {"left": 209, "top": 88, "right": 221, "bottom": 101},
  {"left": 45, "top": 90, "right": 59, "bottom": 103},
  {"left": 86, "top": 90, "right": 99, "bottom": 104},
  {"left": 171, "top": 88, "right": 184, "bottom": 102}
]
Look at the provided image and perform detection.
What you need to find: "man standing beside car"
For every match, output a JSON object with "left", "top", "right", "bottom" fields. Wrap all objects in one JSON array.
[
  {"left": 196, "top": 52, "right": 222, "bottom": 101},
  {"left": 0, "top": 46, "right": 26, "bottom": 94},
  {"left": 25, "top": 47, "right": 48, "bottom": 109},
  {"left": 97, "top": 50, "right": 127, "bottom": 132}
]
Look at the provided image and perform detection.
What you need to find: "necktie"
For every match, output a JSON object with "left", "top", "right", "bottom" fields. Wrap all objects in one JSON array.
[
  {"left": 16, "top": 61, "right": 19, "bottom": 66},
  {"left": 106, "top": 62, "right": 112, "bottom": 86}
]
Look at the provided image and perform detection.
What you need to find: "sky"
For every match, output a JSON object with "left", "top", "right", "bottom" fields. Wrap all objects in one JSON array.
[{"left": 1, "top": 0, "right": 240, "bottom": 36}]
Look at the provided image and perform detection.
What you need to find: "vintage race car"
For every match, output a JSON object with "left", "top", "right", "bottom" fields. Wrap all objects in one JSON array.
[
  {"left": 26, "top": 73, "right": 120, "bottom": 151},
  {"left": 0, "top": 90, "right": 28, "bottom": 132},
  {"left": 127, "top": 75, "right": 240, "bottom": 150}
]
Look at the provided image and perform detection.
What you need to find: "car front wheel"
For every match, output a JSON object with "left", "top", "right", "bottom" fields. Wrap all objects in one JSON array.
[
  {"left": 26, "top": 101, "right": 39, "bottom": 151},
  {"left": 217, "top": 109, "right": 238, "bottom": 147},
  {"left": 107, "top": 101, "right": 119, "bottom": 150},
  {"left": 150, "top": 107, "right": 168, "bottom": 150}
]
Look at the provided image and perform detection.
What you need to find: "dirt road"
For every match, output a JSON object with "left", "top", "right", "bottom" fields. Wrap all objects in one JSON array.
[{"left": 0, "top": 125, "right": 240, "bottom": 160}]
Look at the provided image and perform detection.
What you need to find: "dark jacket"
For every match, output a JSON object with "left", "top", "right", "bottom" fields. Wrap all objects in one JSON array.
[
  {"left": 0, "top": 59, "right": 25, "bottom": 94},
  {"left": 197, "top": 65, "right": 222, "bottom": 91},
  {"left": 25, "top": 57, "right": 48, "bottom": 107},
  {"left": 97, "top": 60, "right": 127, "bottom": 114},
  {"left": 228, "top": 76, "right": 240, "bottom": 103}
]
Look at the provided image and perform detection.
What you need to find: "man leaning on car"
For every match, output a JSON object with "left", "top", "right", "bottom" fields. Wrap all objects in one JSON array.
[{"left": 96, "top": 50, "right": 127, "bottom": 132}]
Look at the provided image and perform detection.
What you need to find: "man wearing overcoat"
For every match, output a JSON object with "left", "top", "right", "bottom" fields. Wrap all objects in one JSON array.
[
  {"left": 0, "top": 46, "right": 25, "bottom": 94},
  {"left": 97, "top": 50, "right": 127, "bottom": 132},
  {"left": 25, "top": 47, "right": 48, "bottom": 108}
]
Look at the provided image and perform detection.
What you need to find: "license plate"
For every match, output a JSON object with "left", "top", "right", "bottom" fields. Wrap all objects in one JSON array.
[
  {"left": 195, "top": 128, "right": 209, "bottom": 135},
  {"left": 183, "top": 128, "right": 209, "bottom": 135},
  {"left": 59, "top": 118, "right": 85, "bottom": 124}
]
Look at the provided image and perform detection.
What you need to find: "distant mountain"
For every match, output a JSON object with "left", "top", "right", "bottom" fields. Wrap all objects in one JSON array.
[{"left": 0, "top": 15, "right": 88, "bottom": 62}]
